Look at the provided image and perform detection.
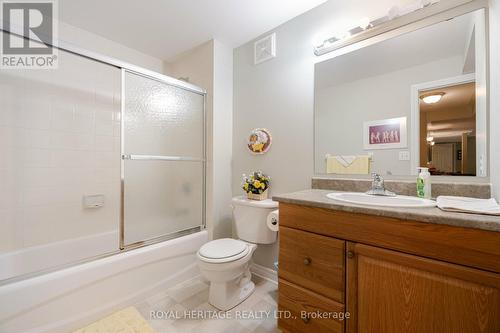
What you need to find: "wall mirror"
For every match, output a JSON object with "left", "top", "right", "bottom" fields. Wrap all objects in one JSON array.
[{"left": 314, "top": 8, "right": 488, "bottom": 178}]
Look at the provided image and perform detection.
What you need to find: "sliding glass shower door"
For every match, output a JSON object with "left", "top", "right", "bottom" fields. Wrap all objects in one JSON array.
[{"left": 122, "top": 71, "right": 205, "bottom": 247}]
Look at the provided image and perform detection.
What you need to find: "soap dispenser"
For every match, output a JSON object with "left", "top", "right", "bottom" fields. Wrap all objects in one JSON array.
[{"left": 417, "top": 167, "right": 431, "bottom": 199}]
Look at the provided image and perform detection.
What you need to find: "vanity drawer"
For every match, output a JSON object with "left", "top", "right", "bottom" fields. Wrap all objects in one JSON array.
[
  {"left": 278, "top": 278, "right": 345, "bottom": 333},
  {"left": 279, "top": 226, "right": 345, "bottom": 302}
]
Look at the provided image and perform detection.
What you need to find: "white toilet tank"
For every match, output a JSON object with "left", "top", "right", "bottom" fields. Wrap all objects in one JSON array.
[{"left": 231, "top": 196, "right": 278, "bottom": 244}]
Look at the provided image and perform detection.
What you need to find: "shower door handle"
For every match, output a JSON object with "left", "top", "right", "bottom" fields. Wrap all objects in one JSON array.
[{"left": 122, "top": 154, "right": 204, "bottom": 162}]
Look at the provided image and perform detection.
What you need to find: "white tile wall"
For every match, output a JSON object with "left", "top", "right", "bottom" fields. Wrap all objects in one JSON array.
[{"left": 0, "top": 48, "right": 121, "bottom": 254}]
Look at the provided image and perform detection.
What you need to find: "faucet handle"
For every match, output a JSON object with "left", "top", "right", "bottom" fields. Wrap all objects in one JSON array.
[{"left": 367, "top": 173, "right": 396, "bottom": 196}]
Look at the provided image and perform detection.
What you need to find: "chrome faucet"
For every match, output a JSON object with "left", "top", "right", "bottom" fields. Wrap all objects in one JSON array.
[{"left": 366, "top": 173, "right": 396, "bottom": 196}]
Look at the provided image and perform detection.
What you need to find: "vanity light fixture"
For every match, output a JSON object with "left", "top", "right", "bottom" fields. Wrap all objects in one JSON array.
[
  {"left": 313, "top": 0, "right": 439, "bottom": 56},
  {"left": 359, "top": 17, "right": 372, "bottom": 30},
  {"left": 421, "top": 92, "right": 445, "bottom": 104}
]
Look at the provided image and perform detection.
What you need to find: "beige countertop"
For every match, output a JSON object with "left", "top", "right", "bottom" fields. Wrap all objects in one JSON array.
[{"left": 273, "top": 189, "right": 500, "bottom": 233}]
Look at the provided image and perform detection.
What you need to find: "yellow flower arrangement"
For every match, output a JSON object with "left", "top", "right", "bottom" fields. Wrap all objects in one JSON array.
[{"left": 242, "top": 171, "right": 270, "bottom": 194}]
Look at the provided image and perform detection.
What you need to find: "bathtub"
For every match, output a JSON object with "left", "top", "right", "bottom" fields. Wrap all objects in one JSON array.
[
  {"left": 0, "top": 230, "right": 208, "bottom": 333},
  {"left": 0, "top": 231, "right": 120, "bottom": 281}
]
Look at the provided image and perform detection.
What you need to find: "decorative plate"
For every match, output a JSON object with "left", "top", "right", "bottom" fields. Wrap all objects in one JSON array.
[{"left": 247, "top": 128, "right": 272, "bottom": 154}]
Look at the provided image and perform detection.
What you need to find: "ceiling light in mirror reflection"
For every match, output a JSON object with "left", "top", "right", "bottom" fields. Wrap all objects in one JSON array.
[{"left": 421, "top": 92, "right": 445, "bottom": 104}]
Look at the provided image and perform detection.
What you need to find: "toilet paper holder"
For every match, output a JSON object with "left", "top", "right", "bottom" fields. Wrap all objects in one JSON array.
[
  {"left": 266, "top": 209, "right": 279, "bottom": 232},
  {"left": 270, "top": 216, "right": 278, "bottom": 226}
]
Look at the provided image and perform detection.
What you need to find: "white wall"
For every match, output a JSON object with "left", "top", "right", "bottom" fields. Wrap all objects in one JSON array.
[
  {"left": 315, "top": 55, "right": 463, "bottom": 175},
  {"left": 169, "top": 40, "right": 234, "bottom": 241},
  {"left": 212, "top": 40, "right": 235, "bottom": 239},
  {"left": 473, "top": 9, "right": 488, "bottom": 177},
  {"left": 58, "top": 21, "right": 164, "bottom": 73},
  {"left": 490, "top": 0, "right": 500, "bottom": 199}
]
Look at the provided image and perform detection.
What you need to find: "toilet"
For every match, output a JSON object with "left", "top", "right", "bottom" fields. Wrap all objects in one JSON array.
[{"left": 197, "top": 196, "right": 278, "bottom": 311}]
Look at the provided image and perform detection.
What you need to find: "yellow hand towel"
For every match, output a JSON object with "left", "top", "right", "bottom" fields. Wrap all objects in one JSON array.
[{"left": 327, "top": 155, "right": 371, "bottom": 175}]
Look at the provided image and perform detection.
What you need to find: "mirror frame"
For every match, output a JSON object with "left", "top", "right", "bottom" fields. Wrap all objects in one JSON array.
[{"left": 313, "top": 0, "right": 489, "bottom": 180}]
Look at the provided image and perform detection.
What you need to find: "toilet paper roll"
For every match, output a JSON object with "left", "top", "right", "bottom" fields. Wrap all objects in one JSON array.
[{"left": 266, "top": 209, "right": 279, "bottom": 232}]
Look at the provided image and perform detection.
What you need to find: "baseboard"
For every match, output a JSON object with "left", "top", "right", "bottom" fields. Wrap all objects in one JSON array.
[{"left": 251, "top": 263, "right": 277, "bottom": 283}]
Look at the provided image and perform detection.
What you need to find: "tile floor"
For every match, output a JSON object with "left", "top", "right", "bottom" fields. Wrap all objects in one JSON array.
[{"left": 135, "top": 275, "right": 281, "bottom": 333}]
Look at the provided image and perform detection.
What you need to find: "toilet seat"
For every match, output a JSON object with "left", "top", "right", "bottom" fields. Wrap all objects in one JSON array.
[{"left": 198, "top": 238, "right": 250, "bottom": 264}]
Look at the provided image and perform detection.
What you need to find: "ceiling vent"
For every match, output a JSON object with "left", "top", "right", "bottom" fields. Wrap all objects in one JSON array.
[{"left": 254, "top": 33, "right": 276, "bottom": 65}]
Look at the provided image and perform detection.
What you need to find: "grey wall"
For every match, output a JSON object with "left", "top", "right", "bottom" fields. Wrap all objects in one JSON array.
[
  {"left": 233, "top": 0, "right": 408, "bottom": 269},
  {"left": 233, "top": 0, "right": 500, "bottom": 269}
]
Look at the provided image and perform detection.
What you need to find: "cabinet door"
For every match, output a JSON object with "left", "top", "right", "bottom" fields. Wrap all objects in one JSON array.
[
  {"left": 346, "top": 242, "right": 500, "bottom": 333},
  {"left": 278, "top": 279, "right": 345, "bottom": 333}
]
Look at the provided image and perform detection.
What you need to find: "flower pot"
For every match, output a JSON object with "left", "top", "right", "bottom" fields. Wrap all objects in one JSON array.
[{"left": 247, "top": 189, "right": 268, "bottom": 201}]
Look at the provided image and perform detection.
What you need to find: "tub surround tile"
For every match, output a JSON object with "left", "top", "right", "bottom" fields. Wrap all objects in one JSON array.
[
  {"left": 312, "top": 177, "right": 491, "bottom": 199},
  {"left": 273, "top": 189, "right": 500, "bottom": 233},
  {"left": 1, "top": 61, "right": 122, "bottom": 262}
]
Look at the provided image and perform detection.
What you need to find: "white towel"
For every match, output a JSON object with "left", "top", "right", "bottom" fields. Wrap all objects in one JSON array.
[
  {"left": 334, "top": 155, "right": 357, "bottom": 167},
  {"left": 436, "top": 196, "right": 500, "bottom": 216}
]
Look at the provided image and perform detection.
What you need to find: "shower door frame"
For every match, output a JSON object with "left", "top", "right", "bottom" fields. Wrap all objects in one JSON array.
[
  {"left": 119, "top": 69, "right": 207, "bottom": 250},
  {"left": 0, "top": 27, "right": 207, "bottom": 284}
]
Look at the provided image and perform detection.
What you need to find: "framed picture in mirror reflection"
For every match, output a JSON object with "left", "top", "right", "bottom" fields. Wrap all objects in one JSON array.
[{"left": 363, "top": 117, "right": 407, "bottom": 150}]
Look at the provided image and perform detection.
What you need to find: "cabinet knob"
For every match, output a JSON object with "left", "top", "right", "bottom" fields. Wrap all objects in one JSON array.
[
  {"left": 302, "top": 315, "right": 311, "bottom": 324},
  {"left": 303, "top": 257, "right": 312, "bottom": 265},
  {"left": 347, "top": 251, "right": 355, "bottom": 259}
]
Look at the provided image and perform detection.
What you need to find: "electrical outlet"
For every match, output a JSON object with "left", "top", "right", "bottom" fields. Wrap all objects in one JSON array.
[{"left": 399, "top": 151, "right": 410, "bottom": 161}]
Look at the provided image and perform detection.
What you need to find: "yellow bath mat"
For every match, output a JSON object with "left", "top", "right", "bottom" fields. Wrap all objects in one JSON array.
[{"left": 73, "top": 307, "right": 156, "bottom": 333}]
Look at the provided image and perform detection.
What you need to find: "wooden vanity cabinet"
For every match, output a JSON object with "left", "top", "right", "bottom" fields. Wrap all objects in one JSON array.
[
  {"left": 347, "top": 243, "right": 500, "bottom": 333},
  {"left": 278, "top": 203, "right": 500, "bottom": 333}
]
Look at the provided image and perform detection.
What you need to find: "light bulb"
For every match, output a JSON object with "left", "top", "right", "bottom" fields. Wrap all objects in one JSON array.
[{"left": 359, "top": 17, "right": 371, "bottom": 30}]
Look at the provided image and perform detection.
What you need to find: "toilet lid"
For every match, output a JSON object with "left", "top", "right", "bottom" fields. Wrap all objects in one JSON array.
[{"left": 198, "top": 238, "right": 248, "bottom": 259}]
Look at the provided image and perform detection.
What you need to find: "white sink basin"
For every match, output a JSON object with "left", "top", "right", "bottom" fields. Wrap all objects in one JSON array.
[{"left": 326, "top": 192, "right": 436, "bottom": 208}]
